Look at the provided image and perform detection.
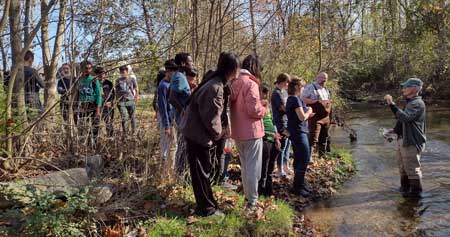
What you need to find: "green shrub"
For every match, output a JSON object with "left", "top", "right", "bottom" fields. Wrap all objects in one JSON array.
[{"left": 0, "top": 185, "right": 96, "bottom": 236}]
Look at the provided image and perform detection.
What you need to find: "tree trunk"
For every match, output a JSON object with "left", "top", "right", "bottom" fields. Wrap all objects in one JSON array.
[
  {"left": 141, "top": 0, "right": 154, "bottom": 43},
  {"left": 46, "top": 0, "right": 67, "bottom": 111},
  {"left": 5, "top": 0, "right": 26, "bottom": 168},
  {"left": 317, "top": 0, "right": 322, "bottom": 72},
  {"left": 41, "top": 0, "right": 52, "bottom": 110},
  {"left": 203, "top": 0, "right": 215, "bottom": 74},
  {"left": 169, "top": 0, "right": 179, "bottom": 58},
  {"left": 249, "top": 0, "right": 257, "bottom": 55},
  {"left": 0, "top": 36, "right": 7, "bottom": 73},
  {"left": 23, "top": 0, "right": 31, "bottom": 45},
  {"left": 0, "top": 0, "right": 11, "bottom": 34}
]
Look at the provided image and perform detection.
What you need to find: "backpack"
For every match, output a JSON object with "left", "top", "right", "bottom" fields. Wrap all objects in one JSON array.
[{"left": 78, "top": 79, "right": 97, "bottom": 103}]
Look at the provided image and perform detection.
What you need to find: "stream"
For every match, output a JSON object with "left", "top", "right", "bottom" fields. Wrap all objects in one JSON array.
[{"left": 305, "top": 103, "right": 450, "bottom": 237}]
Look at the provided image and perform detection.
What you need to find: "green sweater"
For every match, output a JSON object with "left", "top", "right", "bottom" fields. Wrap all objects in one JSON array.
[
  {"left": 79, "top": 75, "right": 102, "bottom": 106},
  {"left": 263, "top": 108, "right": 277, "bottom": 142}
]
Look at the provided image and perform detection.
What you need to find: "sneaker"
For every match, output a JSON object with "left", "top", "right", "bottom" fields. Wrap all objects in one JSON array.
[
  {"left": 221, "top": 181, "right": 238, "bottom": 191},
  {"left": 210, "top": 210, "right": 225, "bottom": 220},
  {"left": 276, "top": 170, "right": 287, "bottom": 177},
  {"left": 283, "top": 164, "right": 293, "bottom": 175},
  {"left": 243, "top": 203, "right": 258, "bottom": 215}
]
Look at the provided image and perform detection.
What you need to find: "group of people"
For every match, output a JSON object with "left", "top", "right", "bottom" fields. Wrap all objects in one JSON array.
[
  {"left": 58, "top": 61, "right": 140, "bottom": 142},
  {"left": 5, "top": 49, "right": 426, "bottom": 217},
  {"left": 6, "top": 50, "right": 141, "bottom": 144},
  {"left": 155, "top": 51, "right": 333, "bottom": 216}
]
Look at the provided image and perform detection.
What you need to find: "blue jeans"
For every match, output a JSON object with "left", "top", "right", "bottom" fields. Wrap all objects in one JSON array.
[
  {"left": 222, "top": 153, "right": 232, "bottom": 181},
  {"left": 277, "top": 137, "right": 291, "bottom": 169},
  {"left": 289, "top": 132, "right": 310, "bottom": 172}
]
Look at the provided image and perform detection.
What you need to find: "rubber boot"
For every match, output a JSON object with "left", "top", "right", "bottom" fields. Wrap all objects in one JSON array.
[
  {"left": 303, "top": 180, "right": 312, "bottom": 193},
  {"left": 399, "top": 175, "right": 410, "bottom": 194},
  {"left": 318, "top": 145, "right": 327, "bottom": 157},
  {"left": 291, "top": 171, "right": 310, "bottom": 197},
  {"left": 265, "top": 177, "right": 273, "bottom": 196},
  {"left": 404, "top": 179, "right": 422, "bottom": 199}
]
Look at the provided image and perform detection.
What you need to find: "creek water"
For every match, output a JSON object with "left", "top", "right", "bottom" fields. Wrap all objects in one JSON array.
[{"left": 305, "top": 103, "right": 450, "bottom": 237}]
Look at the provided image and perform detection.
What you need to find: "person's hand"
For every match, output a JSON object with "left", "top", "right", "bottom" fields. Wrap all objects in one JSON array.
[
  {"left": 261, "top": 99, "right": 269, "bottom": 107},
  {"left": 134, "top": 96, "right": 139, "bottom": 104},
  {"left": 274, "top": 133, "right": 282, "bottom": 140},
  {"left": 384, "top": 94, "right": 393, "bottom": 105},
  {"left": 225, "top": 126, "right": 232, "bottom": 138},
  {"left": 307, "top": 106, "right": 313, "bottom": 112},
  {"left": 95, "top": 107, "right": 101, "bottom": 118},
  {"left": 275, "top": 139, "right": 281, "bottom": 150},
  {"left": 309, "top": 112, "right": 315, "bottom": 118}
]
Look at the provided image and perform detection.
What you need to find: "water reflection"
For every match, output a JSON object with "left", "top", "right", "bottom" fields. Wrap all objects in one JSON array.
[{"left": 305, "top": 103, "right": 450, "bottom": 237}]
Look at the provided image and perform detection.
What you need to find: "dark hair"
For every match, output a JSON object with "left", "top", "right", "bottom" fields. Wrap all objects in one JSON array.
[
  {"left": 24, "top": 50, "right": 34, "bottom": 61},
  {"left": 164, "top": 59, "right": 177, "bottom": 71},
  {"left": 61, "top": 63, "right": 71, "bottom": 69},
  {"left": 119, "top": 65, "right": 128, "bottom": 72},
  {"left": 242, "top": 54, "right": 262, "bottom": 80},
  {"left": 174, "top": 53, "right": 191, "bottom": 66},
  {"left": 81, "top": 60, "right": 93, "bottom": 69},
  {"left": 94, "top": 66, "right": 105, "bottom": 74},
  {"left": 215, "top": 52, "right": 240, "bottom": 80},
  {"left": 275, "top": 73, "right": 290, "bottom": 84},
  {"left": 261, "top": 84, "right": 270, "bottom": 95},
  {"left": 287, "top": 77, "right": 306, "bottom": 95},
  {"left": 156, "top": 69, "right": 166, "bottom": 85},
  {"left": 187, "top": 52, "right": 240, "bottom": 105}
]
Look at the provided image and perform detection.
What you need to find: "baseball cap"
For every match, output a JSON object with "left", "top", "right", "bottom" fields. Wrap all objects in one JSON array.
[{"left": 401, "top": 78, "right": 423, "bottom": 87}]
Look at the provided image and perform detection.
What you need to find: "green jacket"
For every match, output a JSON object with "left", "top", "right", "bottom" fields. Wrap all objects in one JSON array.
[
  {"left": 263, "top": 108, "right": 277, "bottom": 142},
  {"left": 78, "top": 75, "right": 102, "bottom": 106},
  {"left": 391, "top": 96, "right": 426, "bottom": 151}
]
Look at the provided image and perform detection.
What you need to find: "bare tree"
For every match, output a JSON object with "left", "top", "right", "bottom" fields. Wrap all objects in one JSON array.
[
  {"left": 249, "top": 0, "right": 257, "bottom": 55},
  {"left": 41, "top": 0, "right": 68, "bottom": 114}
]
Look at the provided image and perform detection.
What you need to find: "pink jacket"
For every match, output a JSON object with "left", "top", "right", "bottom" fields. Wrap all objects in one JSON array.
[{"left": 230, "top": 69, "right": 267, "bottom": 141}]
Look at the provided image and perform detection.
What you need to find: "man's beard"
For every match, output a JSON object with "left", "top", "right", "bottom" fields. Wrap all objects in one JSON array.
[{"left": 62, "top": 71, "right": 71, "bottom": 78}]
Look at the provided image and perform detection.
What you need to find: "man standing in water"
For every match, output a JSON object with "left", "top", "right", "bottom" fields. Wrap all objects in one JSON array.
[
  {"left": 384, "top": 78, "right": 426, "bottom": 198},
  {"left": 302, "top": 72, "right": 332, "bottom": 156}
]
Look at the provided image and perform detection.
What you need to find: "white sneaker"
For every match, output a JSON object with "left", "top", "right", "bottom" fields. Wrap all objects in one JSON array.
[
  {"left": 284, "top": 165, "right": 293, "bottom": 175},
  {"left": 276, "top": 170, "right": 287, "bottom": 177}
]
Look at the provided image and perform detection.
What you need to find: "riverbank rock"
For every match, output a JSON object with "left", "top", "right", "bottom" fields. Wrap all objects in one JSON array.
[
  {"left": 0, "top": 168, "right": 89, "bottom": 209},
  {"left": 1, "top": 155, "right": 111, "bottom": 210},
  {"left": 90, "top": 185, "right": 114, "bottom": 206}
]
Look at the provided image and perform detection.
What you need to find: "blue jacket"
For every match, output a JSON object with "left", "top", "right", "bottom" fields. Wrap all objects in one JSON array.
[{"left": 158, "top": 79, "right": 173, "bottom": 128}]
